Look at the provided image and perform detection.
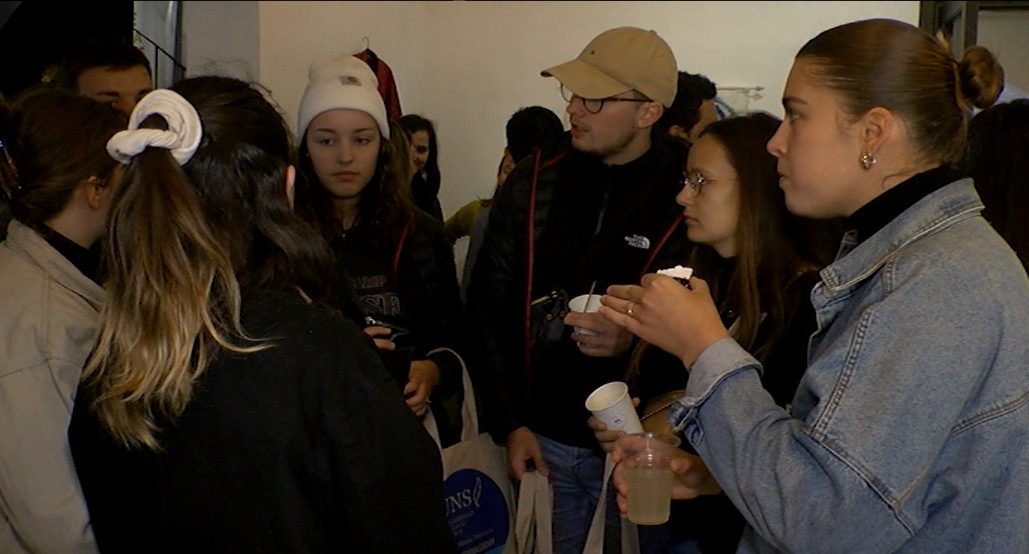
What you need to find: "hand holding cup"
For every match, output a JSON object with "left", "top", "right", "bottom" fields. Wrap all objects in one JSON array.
[
  {"left": 567, "top": 293, "right": 603, "bottom": 335},
  {"left": 611, "top": 441, "right": 724, "bottom": 518},
  {"left": 567, "top": 293, "right": 634, "bottom": 357},
  {"left": 585, "top": 381, "right": 643, "bottom": 436},
  {"left": 600, "top": 274, "right": 729, "bottom": 367},
  {"left": 587, "top": 396, "right": 641, "bottom": 453},
  {"left": 612, "top": 432, "right": 681, "bottom": 525}
]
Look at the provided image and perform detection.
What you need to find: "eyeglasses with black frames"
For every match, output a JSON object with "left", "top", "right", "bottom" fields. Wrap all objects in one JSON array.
[{"left": 560, "top": 85, "right": 650, "bottom": 115}]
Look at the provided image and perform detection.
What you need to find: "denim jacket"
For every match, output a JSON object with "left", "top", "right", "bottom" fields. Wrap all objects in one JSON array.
[{"left": 670, "top": 179, "right": 1029, "bottom": 553}]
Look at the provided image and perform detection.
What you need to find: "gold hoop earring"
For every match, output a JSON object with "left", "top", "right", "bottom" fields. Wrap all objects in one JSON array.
[{"left": 860, "top": 152, "right": 877, "bottom": 170}]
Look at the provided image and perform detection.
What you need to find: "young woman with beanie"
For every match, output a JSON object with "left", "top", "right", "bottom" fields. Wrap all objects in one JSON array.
[{"left": 294, "top": 55, "right": 465, "bottom": 444}]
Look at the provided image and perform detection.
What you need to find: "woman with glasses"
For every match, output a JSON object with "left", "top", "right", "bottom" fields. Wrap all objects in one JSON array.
[
  {"left": 675, "top": 112, "right": 833, "bottom": 407},
  {"left": 0, "top": 89, "right": 124, "bottom": 554},
  {"left": 590, "top": 112, "right": 832, "bottom": 553},
  {"left": 605, "top": 19, "right": 1025, "bottom": 552}
]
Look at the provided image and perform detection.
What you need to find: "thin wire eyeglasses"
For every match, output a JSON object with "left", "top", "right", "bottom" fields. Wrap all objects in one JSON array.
[
  {"left": 680, "top": 171, "right": 709, "bottom": 197},
  {"left": 679, "top": 171, "right": 738, "bottom": 197},
  {"left": 560, "top": 85, "right": 650, "bottom": 114}
]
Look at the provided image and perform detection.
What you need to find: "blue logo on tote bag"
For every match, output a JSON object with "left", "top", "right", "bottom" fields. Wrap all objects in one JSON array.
[{"left": 443, "top": 468, "right": 510, "bottom": 554}]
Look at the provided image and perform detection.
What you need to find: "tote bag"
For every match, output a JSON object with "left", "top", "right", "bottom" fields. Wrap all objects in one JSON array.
[
  {"left": 425, "top": 349, "right": 517, "bottom": 554},
  {"left": 582, "top": 454, "right": 641, "bottom": 554},
  {"left": 514, "top": 470, "right": 553, "bottom": 554}
]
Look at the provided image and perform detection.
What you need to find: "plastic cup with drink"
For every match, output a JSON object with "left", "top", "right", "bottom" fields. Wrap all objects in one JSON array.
[{"left": 618, "top": 432, "right": 681, "bottom": 525}]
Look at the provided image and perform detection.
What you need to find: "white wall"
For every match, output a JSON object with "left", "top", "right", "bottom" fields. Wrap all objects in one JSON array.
[
  {"left": 190, "top": 1, "right": 919, "bottom": 218},
  {"left": 181, "top": 1, "right": 260, "bottom": 82},
  {"left": 978, "top": 10, "right": 1029, "bottom": 100}
]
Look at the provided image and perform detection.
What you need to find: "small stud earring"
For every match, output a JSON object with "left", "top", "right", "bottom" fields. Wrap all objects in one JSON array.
[{"left": 860, "top": 152, "right": 877, "bottom": 170}]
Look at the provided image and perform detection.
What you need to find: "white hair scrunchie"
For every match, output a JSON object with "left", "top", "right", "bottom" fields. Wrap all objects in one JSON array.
[{"left": 106, "top": 89, "right": 202, "bottom": 166}]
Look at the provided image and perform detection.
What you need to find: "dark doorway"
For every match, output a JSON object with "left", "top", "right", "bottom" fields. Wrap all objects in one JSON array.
[{"left": 0, "top": 1, "right": 134, "bottom": 100}]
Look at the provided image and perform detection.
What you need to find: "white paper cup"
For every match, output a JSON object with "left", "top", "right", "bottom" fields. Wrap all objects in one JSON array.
[
  {"left": 585, "top": 381, "right": 643, "bottom": 434},
  {"left": 568, "top": 294, "right": 602, "bottom": 336}
]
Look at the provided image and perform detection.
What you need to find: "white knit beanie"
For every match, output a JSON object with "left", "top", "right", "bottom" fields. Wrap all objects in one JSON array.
[{"left": 297, "top": 55, "right": 390, "bottom": 139}]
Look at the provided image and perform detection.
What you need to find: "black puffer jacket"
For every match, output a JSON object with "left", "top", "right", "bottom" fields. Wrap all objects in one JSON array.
[{"left": 465, "top": 134, "right": 691, "bottom": 447}]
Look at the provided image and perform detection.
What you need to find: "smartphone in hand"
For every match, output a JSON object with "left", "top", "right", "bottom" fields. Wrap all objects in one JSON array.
[{"left": 364, "top": 316, "right": 411, "bottom": 341}]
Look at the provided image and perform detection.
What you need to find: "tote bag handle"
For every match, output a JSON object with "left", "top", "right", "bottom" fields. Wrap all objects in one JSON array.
[{"left": 424, "top": 347, "right": 479, "bottom": 448}]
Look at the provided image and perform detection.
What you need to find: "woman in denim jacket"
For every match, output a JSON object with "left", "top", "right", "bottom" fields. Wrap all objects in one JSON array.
[{"left": 601, "top": 18, "right": 1027, "bottom": 553}]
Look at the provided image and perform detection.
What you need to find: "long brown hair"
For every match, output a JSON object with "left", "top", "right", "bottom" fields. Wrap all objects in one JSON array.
[
  {"left": 628, "top": 113, "right": 830, "bottom": 381},
  {"left": 692, "top": 113, "right": 829, "bottom": 358},
  {"left": 296, "top": 117, "right": 413, "bottom": 249},
  {"left": 0, "top": 89, "right": 124, "bottom": 232},
  {"left": 84, "top": 76, "right": 335, "bottom": 450},
  {"left": 798, "top": 18, "right": 1004, "bottom": 166}
]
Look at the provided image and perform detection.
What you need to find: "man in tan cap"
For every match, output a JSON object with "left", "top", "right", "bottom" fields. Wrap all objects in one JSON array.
[{"left": 465, "top": 26, "right": 692, "bottom": 553}]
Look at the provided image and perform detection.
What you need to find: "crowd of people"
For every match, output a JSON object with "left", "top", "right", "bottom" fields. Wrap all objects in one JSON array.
[{"left": 0, "top": 17, "right": 1025, "bottom": 554}]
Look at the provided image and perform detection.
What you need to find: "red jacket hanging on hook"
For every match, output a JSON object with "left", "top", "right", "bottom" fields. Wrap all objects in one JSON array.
[{"left": 355, "top": 48, "right": 403, "bottom": 121}]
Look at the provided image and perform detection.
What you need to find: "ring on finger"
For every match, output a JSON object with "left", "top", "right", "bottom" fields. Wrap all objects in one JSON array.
[{"left": 626, "top": 302, "right": 636, "bottom": 318}]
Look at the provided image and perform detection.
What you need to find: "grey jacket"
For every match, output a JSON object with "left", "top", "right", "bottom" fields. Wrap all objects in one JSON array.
[
  {"left": 0, "top": 221, "right": 100, "bottom": 553},
  {"left": 672, "top": 179, "right": 1029, "bottom": 553}
]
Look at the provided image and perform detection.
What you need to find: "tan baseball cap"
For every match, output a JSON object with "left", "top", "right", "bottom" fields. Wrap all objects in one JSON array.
[{"left": 541, "top": 27, "right": 677, "bottom": 108}]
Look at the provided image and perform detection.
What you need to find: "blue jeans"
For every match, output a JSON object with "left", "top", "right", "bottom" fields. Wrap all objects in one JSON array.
[{"left": 537, "top": 434, "right": 620, "bottom": 554}]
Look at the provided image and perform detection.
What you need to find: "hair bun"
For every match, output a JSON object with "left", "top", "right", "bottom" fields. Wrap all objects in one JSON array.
[{"left": 958, "top": 46, "right": 1005, "bottom": 110}]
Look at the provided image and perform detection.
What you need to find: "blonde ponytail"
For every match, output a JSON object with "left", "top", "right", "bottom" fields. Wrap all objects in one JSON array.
[{"left": 84, "top": 95, "right": 265, "bottom": 450}]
